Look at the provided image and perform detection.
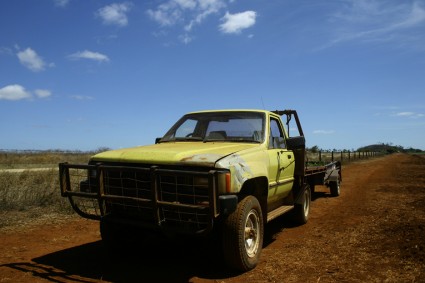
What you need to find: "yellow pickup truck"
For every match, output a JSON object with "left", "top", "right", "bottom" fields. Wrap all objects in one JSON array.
[{"left": 59, "top": 109, "right": 341, "bottom": 271}]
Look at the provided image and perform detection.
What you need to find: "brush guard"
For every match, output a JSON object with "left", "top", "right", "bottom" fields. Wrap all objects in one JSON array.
[{"left": 59, "top": 163, "right": 221, "bottom": 234}]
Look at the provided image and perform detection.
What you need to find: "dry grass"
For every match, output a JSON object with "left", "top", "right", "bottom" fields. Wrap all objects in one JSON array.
[
  {"left": 0, "top": 169, "right": 72, "bottom": 213},
  {"left": 0, "top": 151, "right": 94, "bottom": 169},
  {"left": 0, "top": 151, "right": 96, "bottom": 228}
]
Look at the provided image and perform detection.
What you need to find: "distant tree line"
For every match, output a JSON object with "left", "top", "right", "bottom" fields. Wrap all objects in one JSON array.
[
  {"left": 308, "top": 143, "right": 423, "bottom": 154},
  {"left": 0, "top": 147, "right": 112, "bottom": 154},
  {"left": 357, "top": 143, "right": 423, "bottom": 154}
]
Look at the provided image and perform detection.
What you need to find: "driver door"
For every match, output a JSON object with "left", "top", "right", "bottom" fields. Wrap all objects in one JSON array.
[{"left": 267, "top": 118, "right": 295, "bottom": 207}]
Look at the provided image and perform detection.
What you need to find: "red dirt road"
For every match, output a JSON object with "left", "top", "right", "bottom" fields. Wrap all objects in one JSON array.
[{"left": 1, "top": 153, "right": 424, "bottom": 282}]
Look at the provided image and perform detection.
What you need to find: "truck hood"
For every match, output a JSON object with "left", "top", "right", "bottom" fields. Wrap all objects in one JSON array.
[{"left": 91, "top": 142, "right": 258, "bottom": 167}]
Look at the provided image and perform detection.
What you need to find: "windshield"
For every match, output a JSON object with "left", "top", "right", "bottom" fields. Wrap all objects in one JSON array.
[{"left": 160, "top": 111, "right": 265, "bottom": 143}]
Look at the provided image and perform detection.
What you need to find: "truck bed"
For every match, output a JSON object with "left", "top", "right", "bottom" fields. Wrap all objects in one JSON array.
[{"left": 305, "top": 161, "right": 341, "bottom": 187}]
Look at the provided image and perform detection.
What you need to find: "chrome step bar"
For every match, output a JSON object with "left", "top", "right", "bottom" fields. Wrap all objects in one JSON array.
[{"left": 267, "top": 205, "right": 294, "bottom": 222}]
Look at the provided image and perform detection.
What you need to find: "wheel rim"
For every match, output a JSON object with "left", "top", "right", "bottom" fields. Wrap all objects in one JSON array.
[{"left": 244, "top": 209, "right": 260, "bottom": 258}]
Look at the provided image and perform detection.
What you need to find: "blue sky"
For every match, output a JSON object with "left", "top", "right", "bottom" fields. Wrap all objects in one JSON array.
[{"left": 1, "top": 0, "right": 424, "bottom": 151}]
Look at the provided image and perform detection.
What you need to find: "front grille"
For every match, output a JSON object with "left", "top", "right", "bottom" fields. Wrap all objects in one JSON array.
[
  {"left": 103, "top": 168, "right": 152, "bottom": 199},
  {"left": 158, "top": 174, "right": 209, "bottom": 205},
  {"left": 101, "top": 166, "right": 213, "bottom": 232}
]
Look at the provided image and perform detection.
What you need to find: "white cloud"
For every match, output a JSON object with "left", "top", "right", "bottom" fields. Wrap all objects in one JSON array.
[
  {"left": 147, "top": 3, "right": 183, "bottom": 27},
  {"left": 313, "top": 130, "right": 335, "bottom": 135},
  {"left": 323, "top": 1, "right": 425, "bottom": 49},
  {"left": 147, "top": 0, "right": 229, "bottom": 40},
  {"left": 35, "top": 89, "right": 52, "bottom": 99},
  {"left": 0, "top": 46, "right": 13, "bottom": 55},
  {"left": 16, "top": 48, "right": 48, "bottom": 72},
  {"left": 219, "top": 11, "right": 257, "bottom": 34},
  {"left": 54, "top": 0, "right": 70, "bottom": 7},
  {"left": 0, "top": 84, "right": 53, "bottom": 101},
  {"left": 179, "top": 34, "right": 193, "bottom": 44},
  {"left": 395, "top": 112, "right": 424, "bottom": 118},
  {"left": 0, "top": 84, "right": 31, "bottom": 101},
  {"left": 68, "top": 50, "right": 110, "bottom": 62},
  {"left": 71, "top": 95, "right": 94, "bottom": 100},
  {"left": 175, "top": 0, "right": 197, "bottom": 10},
  {"left": 96, "top": 2, "right": 133, "bottom": 27},
  {"left": 396, "top": 112, "right": 415, "bottom": 117},
  {"left": 185, "top": 1, "right": 226, "bottom": 32}
]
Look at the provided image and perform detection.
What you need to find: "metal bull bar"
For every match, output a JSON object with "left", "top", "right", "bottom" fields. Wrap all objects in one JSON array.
[{"left": 59, "top": 163, "right": 220, "bottom": 234}]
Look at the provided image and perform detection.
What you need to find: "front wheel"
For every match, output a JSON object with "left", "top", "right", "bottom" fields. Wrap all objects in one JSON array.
[
  {"left": 222, "top": 196, "right": 264, "bottom": 272},
  {"left": 100, "top": 218, "right": 122, "bottom": 254}
]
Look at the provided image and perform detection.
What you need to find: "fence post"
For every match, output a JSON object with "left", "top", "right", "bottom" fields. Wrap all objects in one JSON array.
[
  {"left": 319, "top": 151, "right": 322, "bottom": 162},
  {"left": 331, "top": 151, "right": 334, "bottom": 162},
  {"left": 348, "top": 151, "right": 351, "bottom": 161}
]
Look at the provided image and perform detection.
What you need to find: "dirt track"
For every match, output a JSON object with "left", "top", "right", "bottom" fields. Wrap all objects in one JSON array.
[{"left": 1, "top": 153, "right": 424, "bottom": 282}]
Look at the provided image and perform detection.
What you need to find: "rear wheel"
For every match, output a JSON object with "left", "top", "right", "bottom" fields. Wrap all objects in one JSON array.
[
  {"left": 291, "top": 185, "right": 311, "bottom": 225},
  {"left": 222, "top": 196, "right": 264, "bottom": 271},
  {"left": 309, "top": 184, "right": 315, "bottom": 196},
  {"left": 330, "top": 179, "right": 340, "bottom": 197}
]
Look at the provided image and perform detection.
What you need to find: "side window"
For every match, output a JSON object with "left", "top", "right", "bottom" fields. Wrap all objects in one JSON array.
[{"left": 269, "top": 118, "right": 286, "bottom": 149}]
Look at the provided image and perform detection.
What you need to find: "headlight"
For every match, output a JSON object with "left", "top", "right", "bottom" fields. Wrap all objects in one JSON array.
[
  {"left": 217, "top": 171, "right": 231, "bottom": 194},
  {"left": 89, "top": 169, "right": 97, "bottom": 179}
]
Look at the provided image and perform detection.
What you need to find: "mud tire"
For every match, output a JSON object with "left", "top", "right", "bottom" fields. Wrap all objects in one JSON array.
[
  {"left": 330, "top": 180, "right": 340, "bottom": 197},
  {"left": 222, "top": 196, "right": 264, "bottom": 272},
  {"left": 100, "top": 218, "right": 126, "bottom": 254}
]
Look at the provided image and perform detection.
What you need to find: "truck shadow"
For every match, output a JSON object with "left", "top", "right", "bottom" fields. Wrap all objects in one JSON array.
[
  {"left": 9, "top": 192, "right": 333, "bottom": 282},
  {"left": 312, "top": 191, "right": 332, "bottom": 201},
  {"left": 25, "top": 220, "right": 303, "bottom": 282},
  {"left": 29, "top": 234, "right": 238, "bottom": 283}
]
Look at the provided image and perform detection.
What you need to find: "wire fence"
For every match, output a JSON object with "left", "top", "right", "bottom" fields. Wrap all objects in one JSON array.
[{"left": 306, "top": 150, "right": 383, "bottom": 164}]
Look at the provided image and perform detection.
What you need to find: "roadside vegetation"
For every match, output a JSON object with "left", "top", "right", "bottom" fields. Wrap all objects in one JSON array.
[
  {"left": 0, "top": 169, "right": 69, "bottom": 211},
  {"left": 0, "top": 149, "right": 108, "bottom": 169},
  {"left": 0, "top": 150, "right": 104, "bottom": 229}
]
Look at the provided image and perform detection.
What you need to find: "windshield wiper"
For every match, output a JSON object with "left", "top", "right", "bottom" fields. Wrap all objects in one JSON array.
[
  {"left": 203, "top": 139, "right": 226, "bottom": 143},
  {"left": 175, "top": 137, "right": 204, "bottom": 142},
  {"left": 158, "top": 137, "right": 204, "bottom": 143},
  {"left": 228, "top": 139, "right": 261, "bottom": 143}
]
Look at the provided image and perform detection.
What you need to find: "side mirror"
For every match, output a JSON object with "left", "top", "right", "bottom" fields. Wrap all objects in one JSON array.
[{"left": 286, "top": 136, "right": 305, "bottom": 150}]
